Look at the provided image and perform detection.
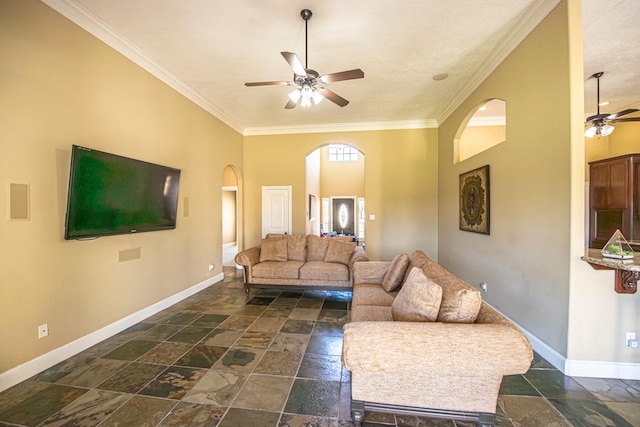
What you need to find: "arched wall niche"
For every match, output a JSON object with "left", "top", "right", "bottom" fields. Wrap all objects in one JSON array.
[{"left": 454, "top": 98, "right": 506, "bottom": 164}]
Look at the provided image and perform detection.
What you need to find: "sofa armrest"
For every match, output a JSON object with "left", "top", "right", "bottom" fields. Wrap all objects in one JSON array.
[
  {"left": 342, "top": 321, "right": 532, "bottom": 377},
  {"left": 353, "top": 261, "right": 390, "bottom": 285},
  {"left": 349, "top": 247, "right": 370, "bottom": 270},
  {"left": 234, "top": 246, "right": 261, "bottom": 267}
]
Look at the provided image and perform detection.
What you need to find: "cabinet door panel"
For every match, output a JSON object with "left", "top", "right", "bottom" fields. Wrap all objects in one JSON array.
[
  {"left": 608, "top": 161, "right": 628, "bottom": 208},
  {"left": 591, "top": 164, "right": 609, "bottom": 208}
]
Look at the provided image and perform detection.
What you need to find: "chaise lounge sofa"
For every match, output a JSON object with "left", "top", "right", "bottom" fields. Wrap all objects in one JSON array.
[
  {"left": 341, "top": 250, "right": 533, "bottom": 427},
  {"left": 234, "top": 234, "right": 368, "bottom": 294}
]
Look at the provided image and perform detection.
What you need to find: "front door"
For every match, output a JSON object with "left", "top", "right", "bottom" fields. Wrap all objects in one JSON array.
[
  {"left": 262, "top": 186, "right": 292, "bottom": 237},
  {"left": 332, "top": 197, "right": 355, "bottom": 235}
]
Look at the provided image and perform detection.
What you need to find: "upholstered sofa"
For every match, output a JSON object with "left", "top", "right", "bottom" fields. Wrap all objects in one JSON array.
[
  {"left": 341, "top": 250, "right": 533, "bottom": 427},
  {"left": 234, "top": 234, "right": 368, "bottom": 294}
]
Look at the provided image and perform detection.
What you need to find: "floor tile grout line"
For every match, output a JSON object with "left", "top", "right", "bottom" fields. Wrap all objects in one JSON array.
[{"left": 6, "top": 269, "right": 637, "bottom": 426}]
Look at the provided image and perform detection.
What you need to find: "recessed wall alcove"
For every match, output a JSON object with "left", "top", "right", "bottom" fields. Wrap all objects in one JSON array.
[{"left": 454, "top": 99, "right": 506, "bottom": 164}]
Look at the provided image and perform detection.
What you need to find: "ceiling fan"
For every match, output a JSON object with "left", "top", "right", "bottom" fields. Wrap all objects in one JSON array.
[
  {"left": 585, "top": 71, "right": 639, "bottom": 138},
  {"left": 244, "top": 9, "right": 364, "bottom": 109}
]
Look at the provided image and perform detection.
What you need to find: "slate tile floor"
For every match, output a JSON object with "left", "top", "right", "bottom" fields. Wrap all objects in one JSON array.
[{"left": 1, "top": 267, "right": 640, "bottom": 426}]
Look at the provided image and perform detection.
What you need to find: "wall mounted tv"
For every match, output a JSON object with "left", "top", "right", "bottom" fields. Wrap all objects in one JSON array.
[{"left": 64, "top": 145, "right": 181, "bottom": 240}]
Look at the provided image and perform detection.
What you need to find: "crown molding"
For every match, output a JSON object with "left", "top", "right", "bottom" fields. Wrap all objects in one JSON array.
[
  {"left": 436, "top": 0, "right": 561, "bottom": 124},
  {"left": 243, "top": 119, "right": 438, "bottom": 136},
  {"left": 41, "top": 0, "right": 245, "bottom": 134}
]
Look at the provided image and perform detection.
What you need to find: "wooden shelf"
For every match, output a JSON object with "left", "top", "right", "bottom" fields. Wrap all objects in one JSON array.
[{"left": 582, "top": 249, "right": 639, "bottom": 294}]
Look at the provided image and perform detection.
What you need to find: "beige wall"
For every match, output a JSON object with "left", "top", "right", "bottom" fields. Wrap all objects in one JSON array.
[
  {"left": 439, "top": 1, "right": 575, "bottom": 355},
  {"left": 222, "top": 166, "right": 239, "bottom": 186},
  {"left": 0, "top": 0, "right": 242, "bottom": 373},
  {"left": 243, "top": 129, "right": 439, "bottom": 260},
  {"left": 439, "top": 0, "right": 640, "bottom": 367},
  {"left": 458, "top": 125, "right": 506, "bottom": 163},
  {"left": 585, "top": 122, "right": 640, "bottom": 169},
  {"left": 319, "top": 145, "right": 365, "bottom": 200},
  {"left": 305, "top": 149, "right": 321, "bottom": 235}
]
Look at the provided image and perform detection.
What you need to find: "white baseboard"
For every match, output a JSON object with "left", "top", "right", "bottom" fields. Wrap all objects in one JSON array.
[
  {"left": 565, "top": 359, "right": 640, "bottom": 380},
  {"left": 519, "top": 322, "right": 640, "bottom": 380},
  {"left": 487, "top": 302, "right": 640, "bottom": 380},
  {"left": 0, "top": 273, "right": 224, "bottom": 393}
]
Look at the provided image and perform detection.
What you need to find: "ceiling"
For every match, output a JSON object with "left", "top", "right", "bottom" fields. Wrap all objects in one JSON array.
[{"left": 43, "top": 0, "right": 640, "bottom": 135}]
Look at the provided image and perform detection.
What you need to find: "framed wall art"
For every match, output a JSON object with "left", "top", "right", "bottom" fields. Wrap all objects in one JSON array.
[
  {"left": 309, "top": 194, "right": 316, "bottom": 221},
  {"left": 459, "top": 165, "right": 490, "bottom": 235}
]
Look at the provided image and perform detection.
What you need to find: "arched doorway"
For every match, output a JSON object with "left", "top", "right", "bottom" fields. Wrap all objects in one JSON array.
[
  {"left": 222, "top": 165, "right": 240, "bottom": 267},
  {"left": 305, "top": 143, "right": 366, "bottom": 245}
]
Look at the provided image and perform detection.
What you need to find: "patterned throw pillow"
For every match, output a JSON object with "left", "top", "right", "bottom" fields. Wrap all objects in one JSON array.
[
  {"left": 381, "top": 253, "right": 409, "bottom": 292},
  {"left": 391, "top": 267, "right": 442, "bottom": 322},
  {"left": 324, "top": 239, "right": 356, "bottom": 265},
  {"left": 286, "top": 234, "right": 307, "bottom": 261},
  {"left": 307, "top": 235, "right": 330, "bottom": 261},
  {"left": 259, "top": 238, "right": 287, "bottom": 262},
  {"left": 435, "top": 276, "right": 482, "bottom": 323}
]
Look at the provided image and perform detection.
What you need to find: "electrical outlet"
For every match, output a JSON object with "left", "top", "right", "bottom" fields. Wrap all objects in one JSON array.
[
  {"left": 480, "top": 282, "right": 488, "bottom": 292},
  {"left": 626, "top": 332, "right": 636, "bottom": 347},
  {"left": 38, "top": 323, "right": 48, "bottom": 339},
  {"left": 208, "top": 264, "right": 214, "bottom": 271}
]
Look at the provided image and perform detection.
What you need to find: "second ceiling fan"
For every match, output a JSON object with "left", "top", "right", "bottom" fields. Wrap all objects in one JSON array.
[
  {"left": 244, "top": 9, "right": 364, "bottom": 109},
  {"left": 585, "top": 71, "right": 639, "bottom": 137}
]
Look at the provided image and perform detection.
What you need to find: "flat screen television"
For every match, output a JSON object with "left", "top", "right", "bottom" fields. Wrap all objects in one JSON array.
[{"left": 64, "top": 145, "right": 181, "bottom": 240}]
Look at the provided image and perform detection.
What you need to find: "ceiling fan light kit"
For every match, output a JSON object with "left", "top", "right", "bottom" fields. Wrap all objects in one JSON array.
[
  {"left": 244, "top": 9, "right": 364, "bottom": 109},
  {"left": 584, "top": 71, "right": 639, "bottom": 138}
]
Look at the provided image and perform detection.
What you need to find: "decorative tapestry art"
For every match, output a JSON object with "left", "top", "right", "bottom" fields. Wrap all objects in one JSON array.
[{"left": 459, "top": 165, "right": 490, "bottom": 235}]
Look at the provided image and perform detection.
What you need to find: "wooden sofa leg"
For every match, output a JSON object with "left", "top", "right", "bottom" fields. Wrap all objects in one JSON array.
[{"left": 351, "top": 400, "right": 365, "bottom": 427}]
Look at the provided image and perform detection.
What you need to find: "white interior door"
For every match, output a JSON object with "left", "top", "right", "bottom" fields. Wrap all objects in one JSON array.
[{"left": 262, "top": 186, "right": 292, "bottom": 237}]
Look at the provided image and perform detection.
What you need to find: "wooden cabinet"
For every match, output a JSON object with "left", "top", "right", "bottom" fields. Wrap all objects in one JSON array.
[{"left": 589, "top": 154, "right": 640, "bottom": 249}]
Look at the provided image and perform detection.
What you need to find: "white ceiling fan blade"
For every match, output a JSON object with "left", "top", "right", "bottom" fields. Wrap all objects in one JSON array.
[
  {"left": 316, "top": 88, "right": 349, "bottom": 107},
  {"left": 281, "top": 52, "right": 307, "bottom": 76},
  {"left": 319, "top": 69, "right": 364, "bottom": 84}
]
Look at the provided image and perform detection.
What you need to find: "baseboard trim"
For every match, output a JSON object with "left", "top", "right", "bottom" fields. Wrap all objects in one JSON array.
[
  {"left": 564, "top": 359, "right": 640, "bottom": 380},
  {"left": 518, "top": 322, "right": 640, "bottom": 380},
  {"left": 486, "top": 302, "right": 640, "bottom": 380},
  {"left": 0, "top": 273, "right": 224, "bottom": 393},
  {"left": 517, "top": 325, "right": 568, "bottom": 372}
]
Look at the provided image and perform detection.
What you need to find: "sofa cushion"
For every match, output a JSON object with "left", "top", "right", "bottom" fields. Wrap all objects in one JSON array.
[
  {"left": 287, "top": 234, "right": 307, "bottom": 262},
  {"left": 307, "top": 235, "right": 330, "bottom": 261},
  {"left": 252, "top": 261, "right": 303, "bottom": 279},
  {"left": 392, "top": 267, "right": 442, "bottom": 322},
  {"left": 404, "top": 251, "right": 427, "bottom": 282},
  {"left": 352, "top": 305, "right": 393, "bottom": 322},
  {"left": 324, "top": 239, "right": 356, "bottom": 265},
  {"left": 353, "top": 283, "right": 398, "bottom": 307},
  {"left": 433, "top": 274, "right": 482, "bottom": 323},
  {"left": 300, "top": 261, "right": 349, "bottom": 282},
  {"left": 265, "top": 233, "right": 286, "bottom": 239},
  {"left": 259, "top": 238, "right": 287, "bottom": 262},
  {"left": 381, "top": 253, "right": 409, "bottom": 292}
]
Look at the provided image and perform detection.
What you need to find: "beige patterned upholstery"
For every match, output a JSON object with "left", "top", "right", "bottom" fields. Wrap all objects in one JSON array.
[
  {"left": 343, "top": 249, "right": 533, "bottom": 426},
  {"left": 324, "top": 239, "right": 357, "bottom": 265},
  {"left": 381, "top": 253, "right": 409, "bottom": 292},
  {"left": 235, "top": 234, "right": 368, "bottom": 293},
  {"left": 391, "top": 267, "right": 442, "bottom": 322},
  {"left": 258, "top": 238, "right": 287, "bottom": 262}
]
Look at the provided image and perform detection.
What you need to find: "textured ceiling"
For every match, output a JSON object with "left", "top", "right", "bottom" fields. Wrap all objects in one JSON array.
[{"left": 43, "top": 0, "right": 640, "bottom": 135}]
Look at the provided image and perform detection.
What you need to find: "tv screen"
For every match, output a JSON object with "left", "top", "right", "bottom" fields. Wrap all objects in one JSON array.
[{"left": 64, "top": 145, "right": 181, "bottom": 240}]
